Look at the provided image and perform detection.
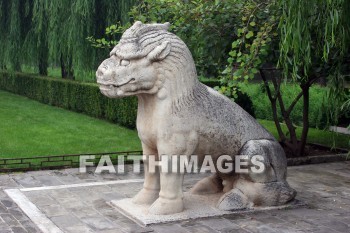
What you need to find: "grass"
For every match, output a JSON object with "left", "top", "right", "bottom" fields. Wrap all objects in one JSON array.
[
  {"left": 0, "top": 90, "right": 348, "bottom": 160},
  {"left": 240, "top": 82, "right": 329, "bottom": 129},
  {"left": 259, "top": 119, "right": 349, "bottom": 150},
  {"left": 0, "top": 90, "right": 141, "bottom": 158}
]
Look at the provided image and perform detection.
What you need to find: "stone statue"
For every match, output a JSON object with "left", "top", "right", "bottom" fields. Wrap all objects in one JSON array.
[{"left": 96, "top": 21, "right": 296, "bottom": 215}]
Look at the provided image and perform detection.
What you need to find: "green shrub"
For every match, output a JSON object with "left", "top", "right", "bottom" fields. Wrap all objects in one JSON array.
[
  {"left": 0, "top": 71, "right": 137, "bottom": 128},
  {"left": 0, "top": 71, "right": 256, "bottom": 128}
]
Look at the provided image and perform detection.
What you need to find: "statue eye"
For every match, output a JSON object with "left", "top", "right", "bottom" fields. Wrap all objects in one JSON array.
[{"left": 120, "top": 59, "right": 130, "bottom": 66}]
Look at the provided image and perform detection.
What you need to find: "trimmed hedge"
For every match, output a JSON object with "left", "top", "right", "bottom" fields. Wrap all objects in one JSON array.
[
  {"left": 0, "top": 71, "right": 137, "bottom": 128},
  {"left": 0, "top": 71, "right": 256, "bottom": 128}
]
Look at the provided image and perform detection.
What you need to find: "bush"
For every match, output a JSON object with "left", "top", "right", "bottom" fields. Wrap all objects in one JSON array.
[
  {"left": 0, "top": 71, "right": 256, "bottom": 128},
  {"left": 0, "top": 71, "right": 137, "bottom": 128}
]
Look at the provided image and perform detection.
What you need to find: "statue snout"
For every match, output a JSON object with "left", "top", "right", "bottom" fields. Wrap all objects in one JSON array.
[{"left": 96, "top": 64, "right": 117, "bottom": 85}]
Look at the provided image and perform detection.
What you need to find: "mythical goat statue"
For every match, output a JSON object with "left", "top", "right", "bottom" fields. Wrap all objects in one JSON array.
[{"left": 96, "top": 22, "right": 296, "bottom": 215}]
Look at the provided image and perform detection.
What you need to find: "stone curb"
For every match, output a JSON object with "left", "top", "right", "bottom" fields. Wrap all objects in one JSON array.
[{"left": 287, "top": 153, "right": 348, "bottom": 166}]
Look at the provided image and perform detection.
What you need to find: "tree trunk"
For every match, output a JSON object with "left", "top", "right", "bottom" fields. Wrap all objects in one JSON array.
[
  {"left": 60, "top": 54, "right": 74, "bottom": 80},
  {"left": 298, "top": 84, "right": 310, "bottom": 156},
  {"left": 260, "top": 69, "right": 286, "bottom": 142},
  {"left": 38, "top": 10, "right": 48, "bottom": 76},
  {"left": 14, "top": 61, "right": 21, "bottom": 72},
  {"left": 38, "top": 47, "right": 48, "bottom": 76},
  {"left": 260, "top": 68, "right": 309, "bottom": 157}
]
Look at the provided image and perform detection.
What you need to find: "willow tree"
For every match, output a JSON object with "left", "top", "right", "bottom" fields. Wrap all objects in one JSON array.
[
  {"left": 23, "top": 0, "right": 49, "bottom": 75},
  {"left": 44, "top": 0, "right": 135, "bottom": 80},
  {"left": 0, "top": 0, "right": 135, "bottom": 80},
  {"left": 0, "top": 0, "right": 10, "bottom": 69},
  {"left": 222, "top": 0, "right": 350, "bottom": 156},
  {"left": 0, "top": 0, "right": 30, "bottom": 71},
  {"left": 276, "top": 0, "right": 350, "bottom": 156}
]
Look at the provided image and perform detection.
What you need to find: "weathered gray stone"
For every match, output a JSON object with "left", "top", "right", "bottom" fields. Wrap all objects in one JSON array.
[
  {"left": 1, "top": 199, "right": 14, "bottom": 208},
  {"left": 101, "top": 192, "right": 125, "bottom": 201},
  {"left": 64, "top": 225, "right": 94, "bottom": 233},
  {"left": 50, "top": 214, "right": 83, "bottom": 228},
  {"left": 7, "top": 208, "right": 29, "bottom": 221},
  {"left": 70, "top": 206, "right": 99, "bottom": 218},
  {"left": 0, "top": 162, "right": 349, "bottom": 232},
  {"left": 198, "top": 217, "right": 240, "bottom": 231},
  {"left": 96, "top": 21, "right": 296, "bottom": 215},
  {"left": 27, "top": 195, "right": 57, "bottom": 207},
  {"left": 0, "top": 202, "right": 8, "bottom": 214},
  {"left": 11, "top": 226, "right": 27, "bottom": 233},
  {"left": 34, "top": 175, "right": 64, "bottom": 186},
  {"left": 1, "top": 213, "right": 21, "bottom": 227},
  {"left": 12, "top": 175, "right": 42, "bottom": 188},
  {"left": 80, "top": 215, "right": 117, "bottom": 231},
  {"left": 152, "top": 224, "right": 190, "bottom": 233},
  {"left": 40, "top": 204, "right": 69, "bottom": 217},
  {"left": 113, "top": 217, "right": 154, "bottom": 233},
  {"left": 180, "top": 223, "right": 218, "bottom": 233}
]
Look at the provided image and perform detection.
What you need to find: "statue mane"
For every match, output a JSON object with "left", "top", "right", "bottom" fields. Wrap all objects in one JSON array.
[{"left": 111, "top": 22, "right": 201, "bottom": 111}]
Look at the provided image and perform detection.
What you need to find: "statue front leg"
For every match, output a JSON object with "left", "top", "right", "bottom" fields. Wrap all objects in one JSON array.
[
  {"left": 133, "top": 143, "right": 160, "bottom": 205},
  {"left": 149, "top": 160, "right": 184, "bottom": 215},
  {"left": 149, "top": 132, "right": 198, "bottom": 215}
]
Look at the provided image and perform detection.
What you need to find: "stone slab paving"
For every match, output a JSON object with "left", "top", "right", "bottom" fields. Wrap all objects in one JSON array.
[{"left": 0, "top": 161, "right": 349, "bottom": 233}]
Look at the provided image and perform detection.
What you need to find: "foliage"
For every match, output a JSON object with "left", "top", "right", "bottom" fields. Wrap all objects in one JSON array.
[
  {"left": 258, "top": 120, "right": 349, "bottom": 150},
  {"left": 0, "top": 0, "right": 135, "bottom": 81},
  {"left": 218, "top": 0, "right": 350, "bottom": 156},
  {"left": 88, "top": 0, "right": 240, "bottom": 77},
  {"left": 219, "top": 0, "right": 279, "bottom": 98},
  {"left": 0, "top": 70, "right": 255, "bottom": 128},
  {"left": 240, "top": 83, "right": 329, "bottom": 129},
  {"left": 0, "top": 71, "right": 138, "bottom": 129},
  {"left": 0, "top": 90, "right": 141, "bottom": 157}
]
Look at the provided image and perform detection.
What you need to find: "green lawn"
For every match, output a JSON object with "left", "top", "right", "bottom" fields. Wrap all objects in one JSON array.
[
  {"left": 0, "top": 90, "right": 141, "bottom": 158},
  {"left": 0, "top": 90, "right": 348, "bottom": 159},
  {"left": 259, "top": 119, "right": 349, "bottom": 149}
]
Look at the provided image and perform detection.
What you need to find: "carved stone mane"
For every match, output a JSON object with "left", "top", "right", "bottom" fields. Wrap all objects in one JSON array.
[{"left": 110, "top": 21, "right": 200, "bottom": 111}]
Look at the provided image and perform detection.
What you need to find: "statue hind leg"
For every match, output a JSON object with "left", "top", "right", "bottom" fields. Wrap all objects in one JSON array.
[
  {"left": 190, "top": 174, "right": 224, "bottom": 194},
  {"left": 190, "top": 173, "right": 238, "bottom": 194},
  {"left": 217, "top": 139, "right": 296, "bottom": 210}
]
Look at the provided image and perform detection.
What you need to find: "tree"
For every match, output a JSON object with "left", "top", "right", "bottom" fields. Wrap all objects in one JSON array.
[
  {"left": 0, "top": 0, "right": 135, "bottom": 81},
  {"left": 88, "top": 0, "right": 240, "bottom": 77},
  {"left": 23, "top": 0, "right": 49, "bottom": 76},
  {"left": 221, "top": 0, "right": 350, "bottom": 156}
]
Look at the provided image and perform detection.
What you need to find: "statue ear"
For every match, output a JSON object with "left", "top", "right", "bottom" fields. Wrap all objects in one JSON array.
[{"left": 147, "top": 41, "right": 171, "bottom": 62}]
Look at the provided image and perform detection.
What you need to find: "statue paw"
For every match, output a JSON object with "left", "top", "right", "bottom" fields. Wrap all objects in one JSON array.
[
  {"left": 148, "top": 197, "right": 184, "bottom": 215},
  {"left": 132, "top": 188, "right": 159, "bottom": 205},
  {"left": 216, "top": 188, "right": 251, "bottom": 210}
]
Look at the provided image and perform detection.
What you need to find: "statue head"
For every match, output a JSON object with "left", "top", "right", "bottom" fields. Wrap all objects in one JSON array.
[
  {"left": 97, "top": 21, "right": 198, "bottom": 98},
  {"left": 96, "top": 21, "right": 176, "bottom": 98}
]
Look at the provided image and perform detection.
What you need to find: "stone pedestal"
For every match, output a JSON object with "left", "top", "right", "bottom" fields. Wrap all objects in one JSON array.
[{"left": 111, "top": 193, "right": 304, "bottom": 226}]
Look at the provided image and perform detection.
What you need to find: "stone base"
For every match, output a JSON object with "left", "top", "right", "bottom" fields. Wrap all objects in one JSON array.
[{"left": 110, "top": 192, "right": 305, "bottom": 226}]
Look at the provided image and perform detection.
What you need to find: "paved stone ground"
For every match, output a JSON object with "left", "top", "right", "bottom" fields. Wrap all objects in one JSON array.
[{"left": 0, "top": 161, "right": 349, "bottom": 233}]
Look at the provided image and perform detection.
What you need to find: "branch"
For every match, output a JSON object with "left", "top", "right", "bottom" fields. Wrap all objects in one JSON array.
[
  {"left": 270, "top": 72, "right": 298, "bottom": 146},
  {"left": 260, "top": 69, "right": 286, "bottom": 142},
  {"left": 260, "top": 69, "right": 276, "bottom": 102},
  {"left": 286, "top": 90, "right": 304, "bottom": 116}
]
